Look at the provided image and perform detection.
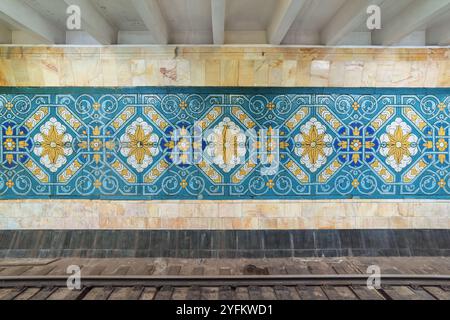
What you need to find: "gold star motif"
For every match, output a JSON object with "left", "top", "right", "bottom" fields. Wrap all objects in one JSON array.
[
  {"left": 127, "top": 125, "right": 153, "bottom": 164},
  {"left": 39, "top": 125, "right": 66, "bottom": 165},
  {"left": 385, "top": 125, "right": 413, "bottom": 165},
  {"left": 300, "top": 125, "right": 326, "bottom": 165}
]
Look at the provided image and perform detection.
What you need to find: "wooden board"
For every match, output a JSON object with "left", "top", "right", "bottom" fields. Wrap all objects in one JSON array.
[
  {"left": 266, "top": 266, "right": 286, "bottom": 275},
  {"left": 322, "top": 286, "right": 358, "bottom": 300},
  {"left": 82, "top": 287, "right": 114, "bottom": 300},
  {"left": 422, "top": 286, "right": 450, "bottom": 300},
  {"left": 201, "top": 287, "right": 219, "bottom": 300},
  {"left": 296, "top": 286, "right": 328, "bottom": 300},
  {"left": 260, "top": 287, "right": 277, "bottom": 300},
  {"left": 218, "top": 286, "right": 233, "bottom": 300},
  {"left": 219, "top": 267, "right": 231, "bottom": 275},
  {"left": 0, "top": 259, "right": 58, "bottom": 267},
  {"left": 13, "top": 288, "right": 41, "bottom": 300},
  {"left": 128, "top": 264, "right": 155, "bottom": 276},
  {"left": 108, "top": 287, "right": 143, "bottom": 300},
  {"left": 0, "top": 288, "right": 23, "bottom": 300},
  {"left": 351, "top": 285, "right": 385, "bottom": 300},
  {"left": 235, "top": 287, "right": 250, "bottom": 300},
  {"left": 46, "top": 288, "right": 86, "bottom": 300},
  {"left": 30, "top": 287, "right": 57, "bottom": 300},
  {"left": 285, "top": 263, "right": 310, "bottom": 275},
  {"left": 307, "top": 262, "right": 336, "bottom": 274},
  {"left": 192, "top": 267, "right": 204, "bottom": 275},
  {"left": 46, "top": 259, "right": 85, "bottom": 276},
  {"left": 382, "top": 286, "right": 434, "bottom": 300},
  {"left": 331, "top": 261, "right": 360, "bottom": 274},
  {"left": 110, "top": 265, "right": 131, "bottom": 276},
  {"left": 274, "top": 286, "right": 300, "bottom": 300},
  {"left": 0, "top": 266, "right": 33, "bottom": 276},
  {"left": 82, "top": 264, "right": 106, "bottom": 276},
  {"left": 172, "top": 287, "right": 190, "bottom": 300},
  {"left": 139, "top": 287, "right": 157, "bottom": 300},
  {"left": 248, "top": 286, "right": 263, "bottom": 300},
  {"left": 154, "top": 286, "right": 174, "bottom": 300},
  {"left": 186, "top": 286, "right": 201, "bottom": 300},
  {"left": 22, "top": 265, "right": 56, "bottom": 276},
  {"left": 167, "top": 265, "right": 182, "bottom": 275}
]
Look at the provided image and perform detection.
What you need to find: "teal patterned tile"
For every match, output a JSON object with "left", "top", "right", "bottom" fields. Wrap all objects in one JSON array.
[{"left": 0, "top": 87, "right": 449, "bottom": 199}]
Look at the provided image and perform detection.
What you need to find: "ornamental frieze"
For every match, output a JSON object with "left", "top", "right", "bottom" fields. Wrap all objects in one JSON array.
[{"left": 0, "top": 87, "right": 449, "bottom": 199}]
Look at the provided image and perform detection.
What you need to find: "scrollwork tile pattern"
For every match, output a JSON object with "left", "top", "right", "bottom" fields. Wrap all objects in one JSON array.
[{"left": 1, "top": 87, "right": 449, "bottom": 199}]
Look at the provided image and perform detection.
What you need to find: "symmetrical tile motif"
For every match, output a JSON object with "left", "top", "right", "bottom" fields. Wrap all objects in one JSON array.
[{"left": 1, "top": 87, "right": 449, "bottom": 199}]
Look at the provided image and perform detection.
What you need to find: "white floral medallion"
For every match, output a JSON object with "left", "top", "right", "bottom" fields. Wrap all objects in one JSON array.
[
  {"left": 33, "top": 117, "right": 73, "bottom": 172},
  {"left": 120, "top": 117, "right": 159, "bottom": 172},
  {"left": 294, "top": 117, "right": 333, "bottom": 173},
  {"left": 380, "top": 118, "right": 418, "bottom": 172},
  {"left": 205, "top": 117, "right": 246, "bottom": 173}
]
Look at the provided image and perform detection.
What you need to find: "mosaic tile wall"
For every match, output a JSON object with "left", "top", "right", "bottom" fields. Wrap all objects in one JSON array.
[{"left": 1, "top": 87, "right": 449, "bottom": 200}]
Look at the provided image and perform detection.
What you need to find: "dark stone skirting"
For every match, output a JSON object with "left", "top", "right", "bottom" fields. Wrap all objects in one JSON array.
[{"left": 0, "top": 229, "right": 450, "bottom": 259}]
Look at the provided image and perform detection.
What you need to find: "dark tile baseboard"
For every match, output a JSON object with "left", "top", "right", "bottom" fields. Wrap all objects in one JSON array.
[{"left": 0, "top": 229, "right": 449, "bottom": 258}]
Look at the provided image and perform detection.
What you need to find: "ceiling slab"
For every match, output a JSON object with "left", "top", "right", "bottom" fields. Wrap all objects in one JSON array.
[{"left": 0, "top": 0, "right": 449, "bottom": 46}]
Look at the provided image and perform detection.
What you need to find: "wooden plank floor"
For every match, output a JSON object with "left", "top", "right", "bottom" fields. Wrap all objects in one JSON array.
[{"left": 0, "top": 257, "right": 449, "bottom": 300}]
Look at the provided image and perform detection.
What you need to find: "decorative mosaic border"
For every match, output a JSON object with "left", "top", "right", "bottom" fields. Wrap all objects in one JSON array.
[{"left": 0, "top": 87, "right": 449, "bottom": 200}]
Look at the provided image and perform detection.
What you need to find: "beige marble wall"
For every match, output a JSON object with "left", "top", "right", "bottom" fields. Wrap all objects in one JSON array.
[
  {"left": 0, "top": 45, "right": 449, "bottom": 230},
  {"left": 0, "top": 46, "right": 449, "bottom": 87},
  {"left": 0, "top": 200, "right": 449, "bottom": 230}
]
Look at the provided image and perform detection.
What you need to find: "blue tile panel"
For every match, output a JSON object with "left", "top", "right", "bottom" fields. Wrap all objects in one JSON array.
[{"left": 0, "top": 87, "right": 449, "bottom": 200}]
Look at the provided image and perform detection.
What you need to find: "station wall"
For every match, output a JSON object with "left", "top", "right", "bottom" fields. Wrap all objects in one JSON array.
[{"left": 0, "top": 46, "right": 449, "bottom": 230}]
